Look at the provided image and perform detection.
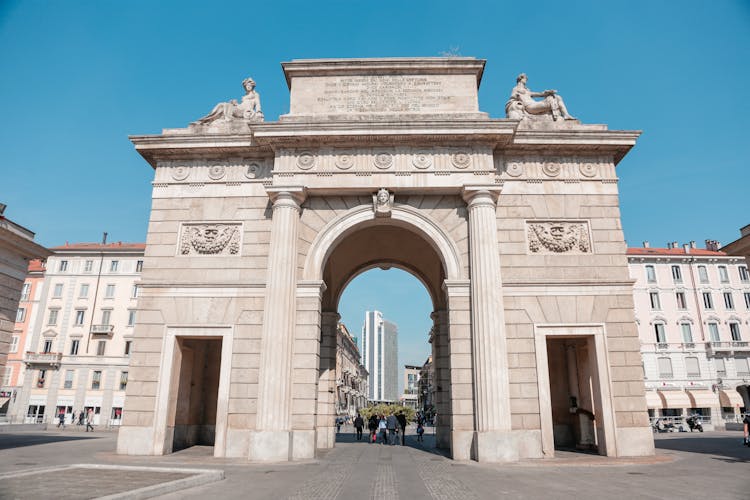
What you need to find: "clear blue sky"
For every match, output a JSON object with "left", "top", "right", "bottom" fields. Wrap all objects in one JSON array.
[{"left": 2, "top": 1, "right": 749, "bottom": 377}]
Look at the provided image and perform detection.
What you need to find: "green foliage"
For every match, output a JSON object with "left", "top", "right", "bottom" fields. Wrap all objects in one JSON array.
[{"left": 357, "top": 403, "right": 416, "bottom": 423}]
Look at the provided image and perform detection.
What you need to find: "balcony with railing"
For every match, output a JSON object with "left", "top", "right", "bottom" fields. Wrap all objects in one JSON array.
[
  {"left": 24, "top": 351, "right": 62, "bottom": 367},
  {"left": 643, "top": 343, "right": 704, "bottom": 353},
  {"left": 705, "top": 341, "right": 750, "bottom": 356},
  {"left": 90, "top": 324, "right": 114, "bottom": 335}
]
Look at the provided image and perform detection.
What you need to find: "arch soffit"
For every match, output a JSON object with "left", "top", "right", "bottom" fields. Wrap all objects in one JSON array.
[{"left": 303, "top": 203, "right": 464, "bottom": 282}]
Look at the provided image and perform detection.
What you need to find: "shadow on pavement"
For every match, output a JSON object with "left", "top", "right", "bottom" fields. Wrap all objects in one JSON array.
[
  {"left": 335, "top": 427, "right": 450, "bottom": 457},
  {"left": 0, "top": 433, "right": 99, "bottom": 451},
  {"left": 654, "top": 435, "right": 750, "bottom": 462}
]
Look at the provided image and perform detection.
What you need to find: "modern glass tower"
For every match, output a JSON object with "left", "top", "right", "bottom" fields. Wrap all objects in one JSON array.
[{"left": 361, "top": 310, "right": 398, "bottom": 402}]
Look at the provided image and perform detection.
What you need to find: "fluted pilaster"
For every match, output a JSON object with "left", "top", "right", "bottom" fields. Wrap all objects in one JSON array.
[
  {"left": 462, "top": 186, "right": 511, "bottom": 432},
  {"left": 256, "top": 187, "right": 306, "bottom": 432}
]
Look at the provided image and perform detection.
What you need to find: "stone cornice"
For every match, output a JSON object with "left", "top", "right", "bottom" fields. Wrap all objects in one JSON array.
[{"left": 506, "top": 129, "right": 642, "bottom": 164}]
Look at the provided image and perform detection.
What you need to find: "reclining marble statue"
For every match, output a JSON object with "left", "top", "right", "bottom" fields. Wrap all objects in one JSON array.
[
  {"left": 192, "top": 77, "right": 264, "bottom": 127},
  {"left": 505, "top": 73, "right": 575, "bottom": 121}
]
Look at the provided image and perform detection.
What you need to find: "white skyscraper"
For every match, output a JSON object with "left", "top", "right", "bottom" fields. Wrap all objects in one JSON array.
[{"left": 361, "top": 310, "right": 398, "bottom": 402}]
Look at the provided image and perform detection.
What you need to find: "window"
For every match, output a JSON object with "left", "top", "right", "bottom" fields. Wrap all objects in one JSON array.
[
  {"left": 136, "top": 260, "right": 143, "bottom": 272},
  {"left": 131, "top": 285, "right": 138, "bottom": 298},
  {"left": 730, "top": 322, "right": 742, "bottom": 341},
  {"left": 74, "top": 310, "right": 85, "bottom": 326},
  {"left": 698, "top": 265, "right": 708, "bottom": 283},
  {"left": 654, "top": 323, "right": 666, "bottom": 344},
  {"left": 79, "top": 284, "right": 89, "bottom": 298},
  {"left": 59, "top": 260, "right": 68, "bottom": 272},
  {"left": 702, "top": 292, "right": 713, "bottom": 309},
  {"left": 101, "top": 310, "right": 111, "bottom": 325},
  {"left": 15, "top": 308, "right": 26, "bottom": 322},
  {"left": 2, "top": 367, "right": 12, "bottom": 386},
  {"left": 10, "top": 335, "right": 19, "bottom": 353},
  {"left": 47, "top": 309, "right": 58, "bottom": 325},
  {"left": 671, "top": 265, "right": 682, "bottom": 283},
  {"left": 649, "top": 292, "right": 661, "bottom": 310},
  {"left": 70, "top": 339, "right": 80, "bottom": 355},
  {"left": 715, "top": 357, "right": 726, "bottom": 376},
  {"left": 740, "top": 266, "right": 750, "bottom": 282},
  {"left": 83, "top": 260, "right": 93, "bottom": 273},
  {"left": 119, "top": 371, "right": 128, "bottom": 391},
  {"left": 736, "top": 357, "right": 750, "bottom": 375},
  {"left": 96, "top": 340, "right": 106, "bottom": 356},
  {"left": 724, "top": 292, "right": 734, "bottom": 310},
  {"left": 708, "top": 322, "right": 720, "bottom": 342},
  {"left": 685, "top": 357, "right": 700, "bottom": 377},
  {"left": 37, "top": 369, "right": 47, "bottom": 388},
  {"left": 105, "top": 284, "right": 116, "bottom": 298},
  {"left": 42, "top": 340, "right": 53, "bottom": 353},
  {"left": 91, "top": 370, "right": 101, "bottom": 390},
  {"left": 20, "top": 283, "right": 31, "bottom": 301},
  {"left": 53, "top": 283, "right": 63, "bottom": 298},
  {"left": 64, "top": 370, "right": 74, "bottom": 389},
  {"left": 745, "top": 292, "right": 750, "bottom": 310},
  {"left": 681, "top": 323, "right": 693, "bottom": 344},
  {"left": 127, "top": 310, "right": 136, "bottom": 327},
  {"left": 718, "top": 265, "right": 729, "bottom": 283},
  {"left": 675, "top": 292, "right": 687, "bottom": 310},
  {"left": 110, "top": 260, "right": 119, "bottom": 272},
  {"left": 646, "top": 265, "right": 656, "bottom": 283},
  {"left": 657, "top": 357, "right": 673, "bottom": 378},
  {"left": 124, "top": 341, "right": 132, "bottom": 356}
]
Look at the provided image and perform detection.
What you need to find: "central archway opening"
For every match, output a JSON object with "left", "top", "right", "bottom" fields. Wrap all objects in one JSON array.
[{"left": 315, "top": 221, "right": 453, "bottom": 453}]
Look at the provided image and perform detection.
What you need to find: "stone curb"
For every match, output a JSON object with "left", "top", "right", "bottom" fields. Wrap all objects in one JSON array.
[{"left": 0, "top": 464, "right": 224, "bottom": 500}]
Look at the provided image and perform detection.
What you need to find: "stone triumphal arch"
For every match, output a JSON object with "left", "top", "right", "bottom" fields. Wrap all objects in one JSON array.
[{"left": 117, "top": 58, "right": 655, "bottom": 462}]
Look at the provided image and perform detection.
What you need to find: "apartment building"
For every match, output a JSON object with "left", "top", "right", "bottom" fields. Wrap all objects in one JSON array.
[
  {"left": 335, "top": 322, "right": 368, "bottom": 418},
  {"left": 12, "top": 242, "right": 144, "bottom": 426},
  {"left": 629, "top": 241, "right": 750, "bottom": 430}
]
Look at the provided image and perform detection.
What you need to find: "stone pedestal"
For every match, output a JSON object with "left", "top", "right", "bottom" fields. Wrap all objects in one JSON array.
[{"left": 249, "top": 187, "right": 305, "bottom": 462}]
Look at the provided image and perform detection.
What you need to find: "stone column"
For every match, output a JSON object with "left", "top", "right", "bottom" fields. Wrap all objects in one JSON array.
[
  {"left": 431, "top": 310, "right": 451, "bottom": 449},
  {"left": 315, "top": 311, "right": 339, "bottom": 450},
  {"left": 461, "top": 186, "right": 515, "bottom": 462},
  {"left": 249, "top": 187, "right": 306, "bottom": 462}
]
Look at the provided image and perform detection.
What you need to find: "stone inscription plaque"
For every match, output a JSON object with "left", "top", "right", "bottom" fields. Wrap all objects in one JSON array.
[{"left": 290, "top": 74, "right": 478, "bottom": 115}]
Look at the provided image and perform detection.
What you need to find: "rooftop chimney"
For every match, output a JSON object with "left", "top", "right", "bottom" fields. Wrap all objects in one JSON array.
[
  {"left": 705, "top": 239, "right": 721, "bottom": 251},
  {"left": 102, "top": 232, "right": 108, "bottom": 245},
  {"left": 683, "top": 243, "right": 690, "bottom": 254},
  {"left": 643, "top": 241, "right": 650, "bottom": 248},
  {"left": 689, "top": 241, "right": 696, "bottom": 249}
]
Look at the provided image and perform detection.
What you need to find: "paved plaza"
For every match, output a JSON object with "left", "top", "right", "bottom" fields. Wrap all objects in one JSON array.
[{"left": 0, "top": 426, "right": 747, "bottom": 499}]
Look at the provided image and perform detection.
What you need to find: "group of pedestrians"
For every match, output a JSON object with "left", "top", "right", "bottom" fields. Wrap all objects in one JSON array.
[
  {"left": 55, "top": 408, "right": 95, "bottom": 431},
  {"left": 351, "top": 412, "right": 409, "bottom": 445}
]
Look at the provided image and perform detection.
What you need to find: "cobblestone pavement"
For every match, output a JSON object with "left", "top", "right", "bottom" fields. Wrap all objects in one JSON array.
[{"left": 0, "top": 426, "right": 748, "bottom": 499}]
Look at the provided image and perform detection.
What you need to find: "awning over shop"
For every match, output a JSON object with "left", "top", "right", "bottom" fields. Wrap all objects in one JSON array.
[
  {"left": 0, "top": 397, "right": 9, "bottom": 409},
  {"left": 719, "top": 389, "right": 745, "bottom": 408},
  {"left": 686, "top": 390, "right": 718, "bottom": 409},
  {"left": 657, "top": 390, "right": 691, "bottom": 408},
  {"left": 644, "top": 391, "right": 662, "bottom": 409}
]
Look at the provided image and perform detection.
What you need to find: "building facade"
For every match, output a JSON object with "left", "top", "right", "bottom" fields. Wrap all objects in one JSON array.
[
  {"left": 722, "top": 224, "right": 750, "bottom": 263},
  {"left": 418, "top": 356, "right": 434, "bottom": 415},
  {"left": 117, "top": 57, "right": 653, "bottom": 463},
  {"left": 335, "top": 322, "right": 368, "bottom": 418},
  {"left": 361, "top": 310, "right": 398, "bottom": 402},
  {"left": 0, "top": 211, "right": 49, "bottom": 386},
  {"left": 13, "top": 242, "right": 144, "bottom": 426},
  {"left": 629, "top": 241, "right": 750, "bottom": 429},
  {"left": 2, "top": 260, "right": 46, "bottom": 418},
  {"left": 400, "top": 364, "right": 420, "bottom": 410}
]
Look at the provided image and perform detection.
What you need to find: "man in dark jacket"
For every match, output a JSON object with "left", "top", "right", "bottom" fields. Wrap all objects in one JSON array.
[
  {"left": 368, "top": 415, "right": 378, "bottom": 443},
  {"left": 386, "top": 413, "right": 398, "bottom": 445},
  {"left": 396, "top": 412, "right": 407, "bottom": 445},
  {"left": 354, "top": 414, "right": 364, "bottom": 441}
]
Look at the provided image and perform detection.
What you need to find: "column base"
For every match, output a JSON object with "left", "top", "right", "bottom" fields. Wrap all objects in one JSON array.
[
  {"left": 316, "top": 425, "right": 335, "bottom": 449},
  {"left": 248, "top": 430, "right": 292, "bottom": 462},
  {"left": 116, "top": 426, "right": 157, "bottom": 455},
  {"left": 451, "top": 430, "right": 474, "bottom": 461},
  {"left": 473, "top": 430, "right": 519, "bottom": 463},
  {"left": 614, "top": 427, "right": 655, "bottom": 457},
  {"left": 292, "top": 430, "right": 316, "bottom": 460}
]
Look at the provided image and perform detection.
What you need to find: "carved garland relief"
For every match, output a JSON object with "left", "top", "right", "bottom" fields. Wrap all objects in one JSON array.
[
  {"left": 527, "top": 221, "right": 591, "bottom": 254},
  {"left": 179, "top": 223, "right": 242, "bottom": 256}
]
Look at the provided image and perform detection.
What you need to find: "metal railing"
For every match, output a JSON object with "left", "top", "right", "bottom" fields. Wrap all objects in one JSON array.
[
  {"left": 90, "top": 324, "right": 114, "bottom": 335},
  {"left": 23, "top": 352, "right": 62, "bottom": 366}
]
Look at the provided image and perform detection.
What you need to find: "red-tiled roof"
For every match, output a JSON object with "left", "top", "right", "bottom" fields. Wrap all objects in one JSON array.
[
  {"left": 49, "top": 242, "right": 146, "bottom": 251},
  {"left": 627, "top": 248, "right": 727, "bottom": 256},
  {"left": 27, "top": 259, "right": 45, "bottom": 272}
]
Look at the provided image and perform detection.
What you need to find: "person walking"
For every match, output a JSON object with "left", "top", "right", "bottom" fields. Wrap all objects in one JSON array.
[
  {"left": 78, "top": 410, "right": 84, "bottom": 426},
  {"left": 743, "top": 413, "right": 750, "bottom": 447},
  {"left": 57, "top": 408, "right": 66, "bottom": 429},
  {"left": 386, "top": 413, "right": 398, "bottom": 445},
  {"left": 396, "top": 412, "right": 407, "bottom": 445},
  {"left": 368, "top": 414, "right": 378, "bottom": 443},
  {"left": 378, "top": 415, "right": 388, "bottom": 444},
  {"left": 354, "top": 413, "right": 364, "bottom": 441},
  {"left": 416, "top": 422, "right": 425, "bottom": 442},
  {"left": 85, "top": 409, "right": 94, "bottom": 432}
]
